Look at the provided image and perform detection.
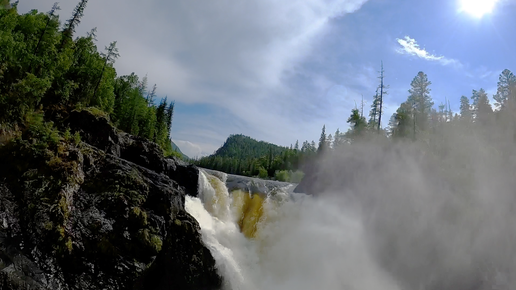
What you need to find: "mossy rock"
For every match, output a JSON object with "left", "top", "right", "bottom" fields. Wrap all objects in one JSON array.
[
  {"left": 136, "top": 229, "right": 163, "bottom": 255},
  {"left": 129, "top": 206, "right": 148, "bottom": 227}
]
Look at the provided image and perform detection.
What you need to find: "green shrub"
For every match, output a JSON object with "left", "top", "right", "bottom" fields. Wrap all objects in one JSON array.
[
  {"left": 274, "top": 170, "right": 290, "bottom": 182},
  {"left": 258, "top": 166, "right": 268, "bottom": 179},
  {"left": 274, "top": 170, "right": 304, "bottom": 183},
  {"left": 23, "top": 110, "right": 61, "bottom": 147},
  {"left": 289, "top": 170, "right": 305, "bottom": 183}
]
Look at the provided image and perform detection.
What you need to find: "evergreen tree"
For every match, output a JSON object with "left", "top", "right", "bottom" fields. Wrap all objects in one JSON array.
[
  {"left": 407, "top": 71, "right": 433, "bottom": 133},
  {"left": 388, "top": 113, "right": 397, "bottom": 137},
  {"left": 327, "top": 134, "right": 333, "bottom": 149},
  {"left": 391, "top": 102, "right": 413, "bottom": 139},
  {"left": 301, "top": 141, "right": 308, "bottom": 152},
  {"left": 471, "top": 88, "right": 492, "bottom": 125},
  {"left": 333, "top": 128, "right": 345, "bottom": 148},
  {"left": 369, "top": 88, "right": 380, "bottom": 129},
  {"left": 0, "top": 4, "right": 178, "bottom": 156},
  {"left": 318, "top": 125, "right": 327, "bottom": 154},
  {"left": 92, "top": 41, "right": 119, "bottom": 107},
  {"left": 165, "top": 100, "right": 175, "bottom": 140},
  {"left": 33, "top": 3, "right": 60, "bottom": 58},
  {"left": 61, "top": 0, "right": 88, "bottom": 49},
  {"left": 459, "top": 96, "right": 471, "bottom": 122},
  {"left": 146, "top": 84, "right": 157, "bottom": 105},
  {"left": 0, "top": 5, "right": 66, "bottom": 122},
  {"left": 494, "top": 69, "right": 516, "bottom": 110},
  {"left": 0, "top": 0, "right": 9, "bottom": 9},
  {"left": 154, "top": 97, "right": 168, "bottom": 144},
  {"left": 345, "top": 108, "right": 367, "bottom": 141},
  {"left": 310, "top": 140, "right": 316, "bottom": 152}
]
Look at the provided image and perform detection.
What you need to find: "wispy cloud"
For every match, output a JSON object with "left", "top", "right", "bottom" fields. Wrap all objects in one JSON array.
[
  {"left": 19, "top": 0, "right": 371, "bottom": 154},
  {"left": 396, "top": 36, "right": 461, "bottom": 67}
]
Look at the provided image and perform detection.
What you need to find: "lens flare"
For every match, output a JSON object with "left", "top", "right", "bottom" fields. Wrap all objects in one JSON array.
[{"left": 460, "top": 0, "right": 498, "bottom": 17}]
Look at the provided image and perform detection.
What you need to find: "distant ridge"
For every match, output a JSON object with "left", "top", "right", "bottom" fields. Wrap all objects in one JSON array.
[
  {"left": 172, "top": 141, "right": 189, "bottom": 159},
  {"left": 193, "top": 134, "right": 306, "bottom": 180},
  {"left": 210, "top": 134, "right": 287, "bottom": 159}
]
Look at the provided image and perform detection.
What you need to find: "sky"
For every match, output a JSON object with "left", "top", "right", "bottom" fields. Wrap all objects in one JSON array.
[{"left": 18, "top": 0, "right": 516, "bottom": 158}]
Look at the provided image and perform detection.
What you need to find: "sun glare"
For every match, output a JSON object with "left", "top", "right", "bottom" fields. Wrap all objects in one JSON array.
[{"left": 460, "top": 0, "right": 498, "bottom": 18}]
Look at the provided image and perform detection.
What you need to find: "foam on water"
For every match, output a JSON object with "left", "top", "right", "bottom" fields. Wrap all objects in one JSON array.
[{"left": 185, "top": 170, "right": 401, "bottom": 290}]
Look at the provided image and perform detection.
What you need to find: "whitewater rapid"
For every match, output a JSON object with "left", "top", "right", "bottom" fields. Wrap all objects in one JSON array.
[{"left": 185, "top": 170, "right": 401, "bottom": 290}]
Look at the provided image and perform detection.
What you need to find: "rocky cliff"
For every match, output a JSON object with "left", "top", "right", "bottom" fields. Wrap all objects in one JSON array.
[{"left": 0, "top": 110, "right": 222, "bottom": 290}]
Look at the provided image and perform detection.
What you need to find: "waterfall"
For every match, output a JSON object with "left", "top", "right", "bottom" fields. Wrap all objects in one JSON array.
[{"left": 185, "top": 170, "right": 401, "bottom": 290}]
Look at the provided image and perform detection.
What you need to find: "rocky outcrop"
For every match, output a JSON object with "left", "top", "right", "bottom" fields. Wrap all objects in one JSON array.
[
  {"left": 292, "top": 159, "right": 328, "bottom": 195},
  {"left": 0, "top": 110, "right": 222, "bottom": 290},
  {"left": 67, "top": 109, "right": 199, "bottom": 197}
]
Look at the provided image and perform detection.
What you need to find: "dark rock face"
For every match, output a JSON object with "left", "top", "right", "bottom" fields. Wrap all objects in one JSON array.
[
  {"left": 67, "top": 109, "right": 121, "bottom": 157},
  {"left": 293, "top": 160, "right": 328, "bottom": 195},
  {"left": 0, "top": 110, "right": 222, "bottom": 290},
  {"left": 67, "top": 109, "right": 199, "bottom": 197},
  {"left": 134, "top": 212, "right": 221, "bottom": 290}
]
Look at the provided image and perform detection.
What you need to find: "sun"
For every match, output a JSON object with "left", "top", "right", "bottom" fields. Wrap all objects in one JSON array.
[{"left": 459, "top": 0, "right": 498, "bottom": 18}]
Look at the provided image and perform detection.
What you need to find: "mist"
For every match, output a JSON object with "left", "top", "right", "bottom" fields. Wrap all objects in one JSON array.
[
  {"left": 187, "top": 174, "right": 402, "bottom": 290},
  {"left": 313, "top": 120, "right": 516, "bottom": 290},
  {"left": 188, "top": 118, "right": 516, "bottom": 290}
]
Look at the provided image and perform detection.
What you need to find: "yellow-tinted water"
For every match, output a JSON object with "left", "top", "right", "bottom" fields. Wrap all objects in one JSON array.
[
  {"left": 200, "top": 172, "right": 277, "bottom": 239},
  {"left": 231, "top": 189, "right": 265, "bottom": 238}
]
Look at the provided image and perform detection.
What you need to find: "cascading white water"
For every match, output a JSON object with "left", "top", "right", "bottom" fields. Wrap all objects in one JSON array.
[{"left": 185, "top": 170, "right": 401, "bottom": 290}]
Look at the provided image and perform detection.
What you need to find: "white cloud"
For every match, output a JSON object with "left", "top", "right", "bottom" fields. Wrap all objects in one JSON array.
[
  {"left": 396, "top": 36, "right": 461, "bottom": 67},
  {"left": 18, "top": 0, "right": 370, "bottom": 153}
]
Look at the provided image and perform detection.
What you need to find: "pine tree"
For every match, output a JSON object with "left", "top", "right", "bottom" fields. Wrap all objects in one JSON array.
[
  {"left": 345, "top": 108, "right": 367, "bottom": 141},
  {"left": 165, "top": 101, "right": 174, "bottom": 140},
  {"left": 407, "top": 71, "right": 433, "bottom": 133},
  {"left": 0, "top": 0, "right": 9, "bottom": 9},
  {"left": 494, "top": 69, "right": 516, "bottom": 110},
  {"left": 61, "top": 0, "right": 88, "bottom": 49},
  {"left": 333, "top": 128, "right": 345, "bottom": 148},
  {"left": 317, "top": 125, "right": 327, "bottom": 154},
  {"left": 387, "top": 113, "right": 397, "bottom": 137},
  {"left": 301, "top": 141, "right": 308, "bottom": 152},
  {"left": 33, "top": 3, "right": 60, "bottom": 57},
  {"left": 154, "top": 97, "right": 168, "bottom": 143},
  {"left": 369, "top": 88, "right": 380, "bottom": 129},
  {"left": 471, "top": 88, "right": 492, "bottom": 125},
  {"left": 92, "top": 41, "right": 119, "bottom": 105},
  {"left": 459, "top": 96, "right": 471, "bottom": 122},
  {"left": 391, "top": 102, "right": 413, "bottom": 139},
  {"left": 26, "top": 2, "right": 61, "bottom": 75},
  {"left": 146, "top": 84, "right": 157, "bottom": 106},
  {"left": 327, "top": 134, "right": 333, "bottom": 149}
]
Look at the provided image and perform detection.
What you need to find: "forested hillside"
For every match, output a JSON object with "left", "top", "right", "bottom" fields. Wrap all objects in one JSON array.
[
  {"left": 194, "top": 134, "right": 311, "bottom": 182},
  {"left": 0, "top": 1, "right": 179, "bottom": 156},
  {"left": 196, "top": 65, "right": 516, "bottom": 185},
  {"left": 212, "top": 134, "right": 287, "bottom": 158},
  {"left": 172, "top": 141, "right": 189, "bottom": 159}
]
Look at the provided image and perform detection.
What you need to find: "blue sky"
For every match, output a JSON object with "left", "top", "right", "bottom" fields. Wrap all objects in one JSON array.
[{"left": 19, "top": 0, "right": 516, "bottom": 157}]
